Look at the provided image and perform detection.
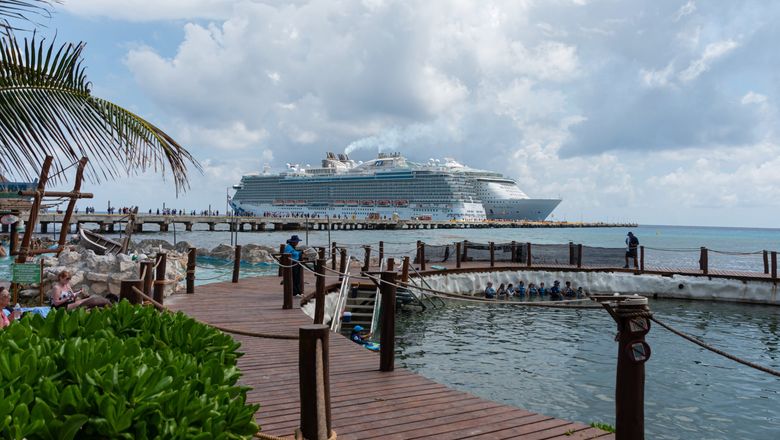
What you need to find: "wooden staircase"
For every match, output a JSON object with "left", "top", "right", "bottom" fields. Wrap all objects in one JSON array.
[{"left": 339, "top": 287, "right": 377, "bottom": 336}]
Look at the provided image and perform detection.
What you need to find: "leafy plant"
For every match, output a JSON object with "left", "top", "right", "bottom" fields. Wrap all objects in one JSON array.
[
  {"left": 0, "top": 301, "right": 259, "bottom": 439},
  {"left": 590, "top": 422, "right": 616, "bottom": 433}
]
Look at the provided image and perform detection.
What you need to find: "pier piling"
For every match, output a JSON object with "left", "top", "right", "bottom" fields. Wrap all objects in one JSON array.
[
  {"left": 331, "top": 242, "right": 337, "bottom": 270},
  {"left": 640, "top": 246, "right": 645, "bottom": 272},
  {"left": 278, "top": 244, "right": 286, "bottom": 277},
  {"left": 613, "top": 296, "right": 651, "bottom": 440},
  {"left": 386, "top": 257, "right": 395, "bottom": 271},
  {"left": 186, "top": 247, "right": 196, "bottom": 294},
  {"left": 379, "top": 241, "right": 384, "bottom": 261},
  {"left": 455, "top": 242, "right": 461, "bottom": 269},
  {"left": 314, "top": 258, "right": 326, "bottom": 325},
  {"left": 763, "top": 250, "right": 769, "bottom": 274},
  {"left": 420, "top": 242, "right": 426, "bottom": 271},
  {"left": 772, "top": 252, "right": 777, "bottom": 282},
  {"left": 338, "top": 248, "right": 347, "bottom": 281},
  {"left": 527, "top": 242, "right": 532, "bottom": 267},
  {"left": 298, "top": 324, "right": 332, "bottom": 440},
  {"left": 139, "top": 261, "right": 154, "bottom": 298},
  {"left": 282, "top": 254, "right": 293, "bottom": 309},
  {"left": 232, "top": 245, "right": 242, "bottom": 283},
  {"left": 401, "top": 256, "right": 410, "bottom": 282},
  {"left": 120, "top": 279, "right": 143, "bottom": 305},
  {"left": 577, "top": 243, "right": 583, "bottom": 268},
  {"left": 462, "top": 240, "right": 468, "bottom": 262},
  {"left": 362, "top": 246, "right": 371, "bottom": 272},
  {"left": 700, "top": 247, "right": 709, "bottom": 275},
  {"left": 379, "top": 271, "right": 397, "bottom": 372},
  {"left": 153, "top": 253, "right": 167, "bottom": 305}
]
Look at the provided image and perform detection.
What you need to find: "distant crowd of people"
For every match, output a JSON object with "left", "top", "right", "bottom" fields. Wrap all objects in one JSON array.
[{"left": 484, "top": 280, "right": 585, "bottom": 301}]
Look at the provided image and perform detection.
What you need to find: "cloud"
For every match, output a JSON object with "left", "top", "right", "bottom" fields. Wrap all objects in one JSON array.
[
  {"left": 63, "top": 0, "right": 249, "bottom": 21},
  {"left": 678, "top": 39, "right": 739, "bottom": 82},
  {"left": 674, "top": 1, "right": 697, "bottom": 22}
]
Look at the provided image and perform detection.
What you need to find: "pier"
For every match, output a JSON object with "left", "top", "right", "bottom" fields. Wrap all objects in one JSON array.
[{"left": 27, "top": 213, "right": 636, "bottom": 234}]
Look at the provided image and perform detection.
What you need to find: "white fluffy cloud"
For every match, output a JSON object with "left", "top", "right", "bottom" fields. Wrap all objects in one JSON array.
[{"left": 60, "top": 0, "right": 780, "bottom": 226}]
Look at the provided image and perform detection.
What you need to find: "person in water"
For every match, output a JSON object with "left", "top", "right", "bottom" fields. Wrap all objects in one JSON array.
[
  {"left": 562, "top": 281, "right": 576, "bottom": 298},
  {"left": 484, "top": 282, "right": 496, "bottom": 299},
  {"left": 514, "top": 281, "right": 525, "bottom": 297},
  {"left": 350, "top": 325, "right": 373, "bottom": 345},
  {"left": 284, "top": 235, "right": 304, "bottom": 296},
  {"left": 549, "top": 281, "right": 562, "bottom": 300},
  {"left": 577, "top": 287, "right": 585, "bottom": 298},
  {"left": 624, "top": 231, "right": 639, "bottom": 269},
  {"left": 506, "top": 284, "right": 513, "bottom": 298},
  {"left": 496, "top": 283, "right": 507, "bottom": 298},
  {"left": 538, "top": 282, "right": 547, "bottom": 297},
  {"left": 527, "top": 283, "right": 538, "bottom": 296}
]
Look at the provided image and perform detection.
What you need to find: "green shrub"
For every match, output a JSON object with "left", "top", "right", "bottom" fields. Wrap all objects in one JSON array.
[
  {"left": 0, "top": 301, "right": 259, "bottom": 439},
  {"left": 590, "top": 422, "right": 616, "bottom": 433}
]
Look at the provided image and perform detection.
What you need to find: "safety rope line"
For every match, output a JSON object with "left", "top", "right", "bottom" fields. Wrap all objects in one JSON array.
[{"left": 649, "top": 316, "right": 780, "bottom": 378}]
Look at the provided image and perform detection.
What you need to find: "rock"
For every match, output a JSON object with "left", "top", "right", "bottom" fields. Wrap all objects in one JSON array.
[
  {"left": 196, "top": 247, "right": 210, "bottom": 256},
  {"left": 59, "top": 251, "right": 81, "bottom": 265},
  {"left": 134, "top": 239, "right": 174, "bottom": 253},
  {"left": 86, "top": 272, "right": 109, "bottom": 283},
  {"left": 174, "top": 241, "right": 194, "bottom": 253},
  {"left": 116, "top": 253, "right": 134, "bottom": 264},
  {"left": 90, "top": 282, "right": 107, "bottom": 295},
  {"left": 210, "top": 244, "right": 235, "bottom": 260},
  {"left": 108, "top": 282, "right": 121, "bottom": 295},
  {"left": 243, "top": 248, "right": 271, "bottom": 263},
  {"left": 20, "top": 289, "right": 39, "bottom": 299},
  {"left": 70, "top": 271, "right": 85, "bottom": 287}
]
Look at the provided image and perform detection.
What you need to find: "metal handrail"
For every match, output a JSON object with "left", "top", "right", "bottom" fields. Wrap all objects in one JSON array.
[
  {"left": 368, "top": 258, "right": 385, "bottom": 335},
  {"left": 329, "top": 253, "right": 352, "bottom": 333}
]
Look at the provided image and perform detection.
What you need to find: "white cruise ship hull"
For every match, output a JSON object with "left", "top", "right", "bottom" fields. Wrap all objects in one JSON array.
[
  {"left": 232, "top": 201, "right": 486, "bottom": 222},
  {"left": 483, "top": 198, "right": 561, "bottom": 221}
]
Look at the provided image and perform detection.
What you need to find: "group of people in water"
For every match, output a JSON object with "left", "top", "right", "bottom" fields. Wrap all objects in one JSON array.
[{"left": 484, "top": 280, "right": 585, "bottom": 300}]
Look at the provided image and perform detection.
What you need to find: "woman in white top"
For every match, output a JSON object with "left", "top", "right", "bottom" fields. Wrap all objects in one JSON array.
[{"left": 50, "top": 271, "right": 88, "bottom": 309}]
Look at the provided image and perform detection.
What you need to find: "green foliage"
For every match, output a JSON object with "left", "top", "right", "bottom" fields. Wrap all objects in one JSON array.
[
  {"left": 0, "top": 301, "right": 259, "bottom": 439},
  {"left": 589, "top": 422, "right": 616, "bottom": 433}
]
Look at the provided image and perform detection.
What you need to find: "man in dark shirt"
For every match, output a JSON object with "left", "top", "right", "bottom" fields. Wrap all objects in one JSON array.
[{"left": 624, "top": 232, "right": 639, "bottom": 269}]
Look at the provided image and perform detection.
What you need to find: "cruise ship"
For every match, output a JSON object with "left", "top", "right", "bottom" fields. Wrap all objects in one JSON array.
[{"left": 230, "top": 152, "right": 560, "bottom": 221}]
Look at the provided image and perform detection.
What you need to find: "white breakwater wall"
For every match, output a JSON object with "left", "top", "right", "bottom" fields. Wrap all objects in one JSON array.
[
  {"left": 301, "top": 292, "right": 340, "bottom": 323},
  {"left": 419, "top": 270, "right": 780, "bottom": 305}
]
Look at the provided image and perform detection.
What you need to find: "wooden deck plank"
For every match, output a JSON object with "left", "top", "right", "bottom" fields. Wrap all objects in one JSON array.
[{"left": 167, "top": 275, "right": 613, "bottom": 439}]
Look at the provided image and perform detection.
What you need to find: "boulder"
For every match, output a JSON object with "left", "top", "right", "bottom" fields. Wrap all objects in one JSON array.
[
  {"left": 58, "top": 251, "right": 81, "bottom": 265},
  {"left": 174, "top": 241, "right": 195, "bottom": 253},
  {"left": 90, "top": 282, "right": 108, "bottom": 295},
  {"left": 134, "top": 239, "right": 174, "bottom": 253},
  {"left": 243, "top": 248, "right": 271, "bottom": 263},
  {"left": 196, "top": 247, "right": 210, "bottom": 256},
  {"left": 210, "top": 244, "right": 235, "bottom": 260},
  {"left": 86, "top": 272, "right": 109, "bottom": 283}
]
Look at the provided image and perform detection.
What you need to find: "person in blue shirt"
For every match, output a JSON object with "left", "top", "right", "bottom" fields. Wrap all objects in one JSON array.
[
  {"left": 284, "top": 235, "right": 303, "bottom": 295},
  {"left": 350, "top": 325, "right": 372, "bottom": 345},
  {"left": 549, "top": 280, "right": 562, "bottom": 300},
  {"left": 484, "top": 282, "right": 496, "bottom": 299},
  {"left": 538, "top": 282, "right": 547, "bottom": 297},
  {"left": 514, "top": 281, "right": 526, "bottom": 297},
  {"left": 562, "top": 281, "right": 576, "bottom": 298},
  {"left": 527, "top": 283, "right": 537, "bottom": 296}
]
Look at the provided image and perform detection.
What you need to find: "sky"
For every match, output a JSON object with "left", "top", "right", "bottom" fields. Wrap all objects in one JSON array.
[{"left": 25, "top": 0, "right": 780, "bottom": 227}]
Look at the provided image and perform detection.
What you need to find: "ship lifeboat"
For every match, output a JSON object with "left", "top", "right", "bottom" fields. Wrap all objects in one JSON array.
[
  {"left": 334, "top": 200, "right": 345, "bottom": 206},
  {"left": 361, "top": 200, "right": 374, "bottom": 206},
  {"left": 346, "top": 200, "right": 358, "bottom": 206},
  {"left": 378, "top": 200, "right": 390, "bottom": 206},
  {"left": 284, "top": 200, "right": 296, "bottom": 205},
  {"left": 295, "top": 200, "right": 306, "bottom": 205},
  {"left": 394, "top": 200, "right": 408, "bottom": 207},
  {"left": 272, "top": 199, "right": 284, "bottom": 206}
]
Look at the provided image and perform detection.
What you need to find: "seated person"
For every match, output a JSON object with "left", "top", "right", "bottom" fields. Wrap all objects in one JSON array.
[
  {"left": 50, "top": 271, "right": 90, "bottom": 310},
  {"left": 506, "top": 284, "right": 514, "bottom": 298},
  {"left": 496, "top": 283, "right": 507, "bottom": 298},
  {"left": 538, "top": 282, "right": 547, "bottom": 297},
  {"left": 562, "top": 281, "right": 576, "bottom": 298},
  {"left": 576, "top": 287, "right": 585, "bottom": 298},
  {"left": 549, "top": 280, "right": 562, "bottom": 300},
  {"left": 350, "top": 325, "right": 373, "bottom": 345},
  {"left": 514, "top": 281, "right": 526, "bottom": 297},
  {"left": 527, "top": 283, "right": 538, "bottom": 296},
  {"left": 0, "top": 287, "right": 11, "bottom": 328},
  {"left": 484, "top": 282, "right": 496, "bottom": 299}
]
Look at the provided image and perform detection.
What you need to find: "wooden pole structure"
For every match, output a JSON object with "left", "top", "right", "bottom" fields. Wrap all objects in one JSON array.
[
  {"left": 38, "top": 258, "right": 44, "bottom": 306},
  {"left": 489, "top": 242, "right": 495, "bottom": 267},
  {"left": 56, "top": 157, "right": 88, "bottom": 252},
  {"left": 401, "top": 256, "right": 410, "bottom": 283},
  {"left": 140, "top": 261, "right": 154, "bottom": 298},
  {"left": 510, "top": 241, "right": 517, "bottom": 263},
  {"left": 419, "top": 242, "right": 426, "bottom": 271},
  {"left": 313, "top": 258, "right": 326, "bottom": 325},
  {"left": 772, "top": 251, "right": 777, "bottom": 282},
  {"left": 763, "top": 250, "right": 769, "bottom": 274},
  {"left": 640, "top": 246, "right": 645, "bottom": 272},
  {"left": 9, "top": 221, "right": 18, "bottom": 256},
  {"left": 462, "top": 240, "right": 468, "bottom": 262},
  {"left": 577, "top": 244, "right": 583, "bottom": 268},
  {"left": 331, "top": 242, "right": 337, "bottom": 270},
  {"left": 186, "top": 247, "right": 196, "bottom": 294},
  {"left": 700, "top": 247, "right": 708, "bottom": 275},
  {"left": 379, "top": 241, "right": 384, "bottom": 261},
  {"left": 120, "top": 279, "right": 143, "bottom": 305},
  {"left": 338, "top": 248, "right": 347, "bottom": 281},
  {"left": 416, "top": 240, "right": 422, "bottom": 266},
  {"left": 119, "top": 206, "right": 138, "bottom": 254},
  {"left": 16, "top": 156, "right": 53, "bottom": 263},
  {"left": 298, "top": 324, "right": 332, "bottom": 440},
  {"left": 153, "top": 253, "right": 167, "bottom": 305},
  {"left": 317, "top": 247, "right": 326, "bottom": 260},
  {"left": 386, "top": 257, "right": 395, "bottom": 271},
  {"left": 614, "top": 297, "right": 651, "bottom": 440},
  {"left": 569, "top": 241, "right": 575, "bottom": 265},
  {"left": 379, "top": 271, "right": 397, "bottom": 372},
  {"left": 362, "top": 245, "right": 371, "bottom": 272},
  {"left": 232, "top": 245, "right": 242, "bottom": 283},
  {"left": 277, "top": 244, "right": 286, "bottom": 276},
  {"left": 527, "top": 242, "right": 532, "bottom": 267},
  {"left": 282, "top": 253, "right": 293, "bottom": 309},
  {"left": 455, "top": 242, "right": 461, "bottom": 269}
]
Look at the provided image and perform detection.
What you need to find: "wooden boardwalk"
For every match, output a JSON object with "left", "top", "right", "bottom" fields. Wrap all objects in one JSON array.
[{"left": 166, "top": 275, "right": 614, "bottom": 439}]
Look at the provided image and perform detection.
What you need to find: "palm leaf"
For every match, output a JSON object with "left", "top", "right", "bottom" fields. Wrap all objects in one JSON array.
[
  {"left": 0, "top": 30, "right": 200, "bottom": 192},
  {"left": 0, "top": 1, "right": 54, "bottom": 30}
]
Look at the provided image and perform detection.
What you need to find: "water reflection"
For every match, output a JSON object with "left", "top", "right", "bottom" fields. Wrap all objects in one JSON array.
[{"left": 396, "top": 299, "right": 780, "bottom": 439}]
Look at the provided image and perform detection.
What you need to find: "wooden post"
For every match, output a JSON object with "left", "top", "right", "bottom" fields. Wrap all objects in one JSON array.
[
  {"left": 317, "top": 247, "right": 326, "bottom": 259},
  {"left": 700, "top": 247, "right": 708, "bottom": 275},
  {"left": 763, "top": 250, "right": 769, "bottom": 274},
  {"left": 56, "top": 157, "right": 89, "bottom": 251},
  {"left": 489, "top": 242, "right": 495, "bottom": 267},
  {"left": 569, "top": 241, "right": 575, "bottom": 265},
  {"left": 527, "top": 242, "right": 532, "bottom": 267},
  {"left": 362, "top": 245, "right": 371, "bottom": 272},
  {"left": 314, "top": 258, "right": 326, "bottom": 324},
  {"left": 298, "top": 324, "right": 332, "bottom": 440},
  {"left": 282, "top": 253, "right": 293, "bottom": 309},
  {"left": 338, "top": 248, "right": 347, "bottom": 281},
  {"left": 232, "top": 245, "right": 242, "bottom": 283},
  {"left": 153, "top": 253, "right": 167, "bottom": 305},
  {"left": 379, "top": 241, "right": 384, "bottom": 261},
  {"left": 386, "top": 257, "right": 395, "bottom": 271},
  {"left": 277, "top": 244, "right": 286, "bottom": 276},
  {"left": 415, "top": 240, "right": 422, "bottom": 265},
  {"left": 39, "top": 258, "right": 44, "bottom": 306},
  {"left": 772, "top": 252, "right": 777, "bottom": 282},
  {"left": 577, "top": 244, "right": 583, "bottom": 268},
  {"left": 462, "top": 240, "right": 468, "bottom": 262},
  {"left": 401, "top": 256, "right": 410, "bottom": 283},
  {"left": 640, "top": 246, "right": 645, "bottom": 272},
  {"left": 120, "top": 279, "right": 143, "bottom": 305},
  {"left": 16, "top": 156, "right": 53, "bottom": 263},
  {"left": 455, "top": 242, "right": 461, "bottom": 269},
  {"left": 140, "top": 261, "right": 154, "bottom": 298},
  {"left": 510, "top": 241, "right": 517, "bottom": 263},
  {"left": 331, "top": 242, "right": 337, "bottom": 270},
  {"left": 186, "top": 247, "right": 196, "bottom": 294},
  {"left": 614, "top": 297, "right": 651, "bottom": 440},
  {"left": 380, "top": 271, "right": 397, "bottom": 372},
  {"left": 419, "top": 242, "right": 426, "bottom": 271},
  {"left": 9, "top": 221, "right": 18, "bottom": 256}
]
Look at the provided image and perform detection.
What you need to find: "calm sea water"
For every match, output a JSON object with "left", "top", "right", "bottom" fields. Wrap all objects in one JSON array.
[{"left": 396, "top": 298, "right": 780, "bottom": 440}]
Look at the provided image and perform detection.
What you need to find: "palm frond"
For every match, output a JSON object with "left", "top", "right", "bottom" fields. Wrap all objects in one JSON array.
[
  {"left": 0, "top": 30, "right": 200, "bottom": 192},
  {"left": 0, "top": 1, "right": 54, "bottom": 30}
]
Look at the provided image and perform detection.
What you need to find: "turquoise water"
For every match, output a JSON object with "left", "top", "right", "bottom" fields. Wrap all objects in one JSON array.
[{"left": 396, "top": 298, "right": 780, "bottom": 439}]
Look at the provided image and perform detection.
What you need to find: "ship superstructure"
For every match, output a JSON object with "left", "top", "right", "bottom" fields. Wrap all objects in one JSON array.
[{"left": 230, "top": 152, "right": 560, "bottom": 221}]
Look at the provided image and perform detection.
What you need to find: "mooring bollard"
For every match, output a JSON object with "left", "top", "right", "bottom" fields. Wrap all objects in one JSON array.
[
  {"left": 612, "top": 296, "right": 651, "bottom": 440},
  {"left": 120, "top": 279, "right": 143, "bottom": 305},
  {"left": 186, "top": 247, "right": 196, "bottom": 294},
  {"left": 362, "top": 245, "right": 371, "bottom": 272},
  {"left": 401, "top": 256, "right": 410, "bottom": 282},
  {"left": 314, "top": 258, "right": 326, "bottom": 325},
  {"left": 139, "top": 261, "right": 154, "bottom": 298},
  {"left": 338, "top": 248, "right": 347, "bottom": 281},
  {"left": 380, "top": 271, "right": 397, "bottom": 372},
  {"left": 282, "top": 253, "right": 293, "bottom": 309},
  {"left": 489, "top": 242, "right": 495, "bottom": 267},
  {"left": 299, "top": 324, "right": 333, "bottom": 440},
  {"left": 526, "top": 242, "right": 532, "bottom": 267},
  {"left": 153, "top": 253, "right": 167, "bottom": 305},
  {"left": 455, "top": 242, "right": 461, "bottom": 269},
  {"left": 419, "top": 242, "right": 426, "bottom": 271},
  {"left": 700, "top": 247, "right": 708, "bottom": 275},
  {"left": 232, "top": 245, "right": 242, "bottom": 283}
]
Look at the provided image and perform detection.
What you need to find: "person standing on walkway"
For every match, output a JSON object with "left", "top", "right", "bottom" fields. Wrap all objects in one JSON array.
[
  {"left": 624, "top": 231, "right": 639, "bottom": 269},
  {"left": 284, "top": 235, "right": 304, "bottom": 296}
]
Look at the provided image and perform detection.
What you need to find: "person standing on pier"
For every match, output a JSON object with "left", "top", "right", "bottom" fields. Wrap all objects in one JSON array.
[
  {"left": 284, "top": 235, "right": 303, "bottom": 296},
  {"left": 624, "top": 231, "right": 639, "bottom": 269}
]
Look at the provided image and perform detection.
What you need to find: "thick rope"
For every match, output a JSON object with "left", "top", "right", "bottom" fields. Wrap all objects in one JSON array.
[{"left": 650, "top": 315, "right": 780, "bottom": 378}]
